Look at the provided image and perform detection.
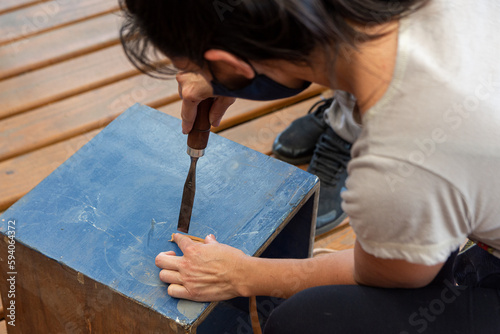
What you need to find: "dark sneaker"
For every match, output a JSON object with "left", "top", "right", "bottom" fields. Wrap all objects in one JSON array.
[
  {"left": 272, "top": 98, "right": 333, "bottom": 165},
  {"left": 308, "top": 127, "right": 351, "bottom": 235}
]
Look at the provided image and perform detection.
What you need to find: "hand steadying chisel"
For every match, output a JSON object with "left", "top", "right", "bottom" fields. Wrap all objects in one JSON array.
[{"left": 177, "top": 98, "right": 215, "bottom": 233}]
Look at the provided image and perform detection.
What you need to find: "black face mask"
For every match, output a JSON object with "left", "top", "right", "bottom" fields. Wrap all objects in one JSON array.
[{"left": 210, "top": 63, "right": 311, "bottom": 101}]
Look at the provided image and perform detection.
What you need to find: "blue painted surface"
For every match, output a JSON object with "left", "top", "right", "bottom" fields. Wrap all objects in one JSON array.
[{"left": 0, "top": 104, "right": 318, "bottom": 327}]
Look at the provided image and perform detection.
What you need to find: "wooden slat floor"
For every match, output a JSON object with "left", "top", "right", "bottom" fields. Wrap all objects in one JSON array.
[{"left": 0, "top": 0, "right": 355, "bottom": 329}]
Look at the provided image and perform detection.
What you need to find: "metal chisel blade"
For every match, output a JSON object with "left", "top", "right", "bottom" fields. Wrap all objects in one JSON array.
[{"left": 177, "top": 157, "right": 198, "bottom": 233}]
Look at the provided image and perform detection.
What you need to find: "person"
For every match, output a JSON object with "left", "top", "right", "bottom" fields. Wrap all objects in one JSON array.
[{"left": 120, "top": 0, "right": 500, "bottom": 332}]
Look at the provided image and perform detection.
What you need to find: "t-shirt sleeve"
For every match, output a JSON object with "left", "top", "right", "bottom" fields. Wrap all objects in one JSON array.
[{"left": 342, "top": 154, "right": 470, "bottom": 265}]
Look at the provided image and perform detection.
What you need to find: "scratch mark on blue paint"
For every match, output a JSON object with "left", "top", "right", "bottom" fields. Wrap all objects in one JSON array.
[
  {"left": 147, "top": 219, "right": 156, "bottom": 247},
  {"left": 90, "top": 221, "right": 107, "bottom": 233},
  {"left": 84, "top": 195, "right": 100, "bottom": 215},
  {"left": 128, "top": 231, "right": 143, "bottom": 244},
  {"left": 236, "top": 231, "right": 258, "bottom": 237}
]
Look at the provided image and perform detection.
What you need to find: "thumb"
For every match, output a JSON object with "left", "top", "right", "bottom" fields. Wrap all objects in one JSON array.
[
  {"left": 205, "top": 234, "right": 218, "bottom": 244},
  {"left": 173, "top": 233, "right": 195, "bottom": 251}
]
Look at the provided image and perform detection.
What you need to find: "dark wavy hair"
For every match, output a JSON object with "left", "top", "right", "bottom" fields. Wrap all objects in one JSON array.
[{"left": 120, "top": 0, "right": 428, "bottom": 78}]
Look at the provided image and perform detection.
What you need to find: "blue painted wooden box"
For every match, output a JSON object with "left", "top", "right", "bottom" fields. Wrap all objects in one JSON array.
[{"left": 0, "top": 104, "right": 318, "bottom": 333}]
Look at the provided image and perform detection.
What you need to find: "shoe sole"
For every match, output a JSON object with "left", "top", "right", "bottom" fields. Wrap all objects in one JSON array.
[
  {"left": 272, "top": 151, "right": 313, "bottom": 166},
  {"left": 315, "top": 212, "right": 348, "bottom": 237}
]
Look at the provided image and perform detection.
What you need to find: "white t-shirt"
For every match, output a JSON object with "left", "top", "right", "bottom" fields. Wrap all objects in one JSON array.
[{"left": 342, "top": 0, "right": 500, "bottom": 265}]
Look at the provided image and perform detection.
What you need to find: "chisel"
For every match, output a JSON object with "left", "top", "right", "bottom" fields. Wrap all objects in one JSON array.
[{"left": 177, "top": 98, "right": 214, "bottom": 233}]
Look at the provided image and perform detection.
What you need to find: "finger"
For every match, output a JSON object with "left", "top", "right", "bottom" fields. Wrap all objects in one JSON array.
[
  {"left": 159, "top": 269, "right": 183, "bottom": 284},
  {"left": 159, "top": 251, "right": 176, "bottom": 256},
  {"left": 167, "top": 284, "right": 192, "bottom": 300},
  {"left": 178, "top": 83, "right": 183, "bottom": 99},
  {"left": 173, "top": 233, "right": 196, "bottom": 252},
  {"left": 204, "top": 234, "right": 219, "bottom": 244},
  {"left": 180, "top": 99, "right": 199, "bottom": 134},
  {"left": 210, "top": 97, "right": 236, "bottom": 128},
  {"left": 155, "top": 252, "right": 182, "bottom": 270},
  {"left": 176, "top": 73, "right": 188, "bottom": 100}
]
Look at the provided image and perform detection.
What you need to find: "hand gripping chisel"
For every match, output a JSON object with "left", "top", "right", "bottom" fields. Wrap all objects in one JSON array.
[{"left": 177, "top": 98, "right": 214, "bottom": 233}]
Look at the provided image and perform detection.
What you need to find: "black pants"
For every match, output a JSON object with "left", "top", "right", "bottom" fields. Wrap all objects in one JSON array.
[{"left": 264, "top": 246, "right": 500, "bottom": 334}]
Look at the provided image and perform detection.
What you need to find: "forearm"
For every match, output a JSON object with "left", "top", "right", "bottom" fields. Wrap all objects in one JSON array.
[
  {"left": 160, "top": 234, "right": 445, "bottom": 302},
  {"left": 237, "top": 249, "right": 356, "bottom": 299}
]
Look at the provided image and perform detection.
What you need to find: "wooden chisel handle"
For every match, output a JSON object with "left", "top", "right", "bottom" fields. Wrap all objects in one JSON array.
[{"left": 187, "top": 98, "right": 214, "bottom": 150}]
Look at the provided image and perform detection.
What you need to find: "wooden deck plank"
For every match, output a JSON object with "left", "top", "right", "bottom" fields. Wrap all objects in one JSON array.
[
  {"left": 218, "top": 98, "right": 316, "bottom": 154},
  {"left": 0, "top": 74, "right": 179, "bottom": 162},
  {"left": 0, "top": 0, "right": 44, "bottom": 15},
  {"left": 0, "top": 80, "right": 323, "bottom": 174},
  {"left": 0, "top": 12, "right": 122, "bottom": 80},
  {"left": 0, "top": 0, "right": 119, "bottom": 46},
  {"left": 0, "top": 44, "right": 138, "bottom": 120},
  {"left": 314, "top": 218, "right": 356, "bottom": 251}
]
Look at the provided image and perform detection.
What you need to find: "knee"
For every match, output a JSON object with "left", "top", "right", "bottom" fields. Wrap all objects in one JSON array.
[
  {"left": 263, "top": 287, "right": 328, "bottom": 334},
  {"left": 263, "top": 285, "right": 361, "bottom": 334},
  {"left": 263, "top": 301, "right": 291, "bottom": 334}
]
